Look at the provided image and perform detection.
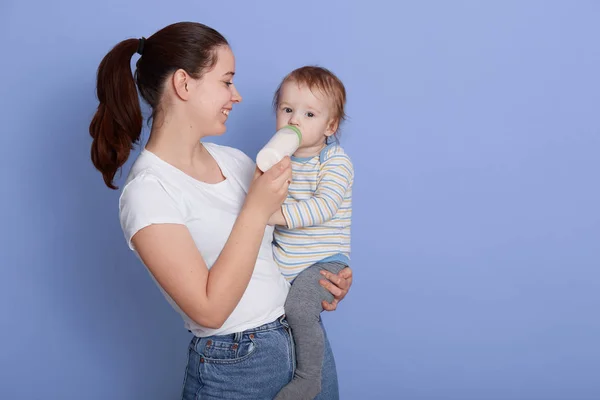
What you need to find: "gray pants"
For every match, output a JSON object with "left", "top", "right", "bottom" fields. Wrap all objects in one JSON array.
[{"left": 275, "top": 261, "right": 346, "bottom": 400}]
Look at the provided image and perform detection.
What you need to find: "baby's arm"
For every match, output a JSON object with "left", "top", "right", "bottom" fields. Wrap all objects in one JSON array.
[
  {"left": 273, "top": 153, "right": 353, "bottom": 228},
  {"left": 268, "top": 208, "right": 287, "bottom": 226}
]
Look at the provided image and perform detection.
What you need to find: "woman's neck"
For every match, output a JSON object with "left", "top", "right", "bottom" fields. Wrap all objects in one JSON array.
[
  {"left": 145, "top": 114, "right": 209, "bottom": 168},
  {"left": 144, "top": 115, "right": 225, "bottom": 183}
]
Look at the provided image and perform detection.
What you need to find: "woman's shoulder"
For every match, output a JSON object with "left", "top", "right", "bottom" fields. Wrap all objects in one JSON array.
[
  {"left": 122, "top": 151, "right": 172, "bottom": 188},
  {"left": 120, "top": 151, "right": 183, "bottom": 207}
]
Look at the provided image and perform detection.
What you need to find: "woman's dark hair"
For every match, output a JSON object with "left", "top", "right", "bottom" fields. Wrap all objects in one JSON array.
[{"left": 89, "top": 22, "right": 228, "bottom": 189}]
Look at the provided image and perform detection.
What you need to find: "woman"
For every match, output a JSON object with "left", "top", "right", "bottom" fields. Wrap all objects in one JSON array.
[{"left": 89, "top": 21, "right": 352, "bottom": 399}]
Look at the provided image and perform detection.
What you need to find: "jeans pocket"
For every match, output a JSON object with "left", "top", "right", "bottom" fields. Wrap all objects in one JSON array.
[{"left": 199, "top": 334, "right": 258, "bottom": 365}]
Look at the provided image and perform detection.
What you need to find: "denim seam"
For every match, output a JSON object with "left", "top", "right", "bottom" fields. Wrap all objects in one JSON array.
[
  {"left": 243, "top": 323, "right": 285, "bottom": 334},
  {"left": 180, "top": 343, "right": 191, "bottom": 399},
  {"left": 195, "top": 345, "right": 204, "bottom": 397},
  {"left": 286, "top": 327, "right": 296, "bottom": 378}
]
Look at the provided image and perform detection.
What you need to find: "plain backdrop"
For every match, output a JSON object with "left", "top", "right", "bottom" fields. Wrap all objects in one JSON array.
[{"left": 1, "top": 1, "right": 599, "bottom": 399}]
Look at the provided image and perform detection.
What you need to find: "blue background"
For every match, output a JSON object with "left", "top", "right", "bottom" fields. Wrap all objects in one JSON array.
[{"left": 2, "top": 1, "right": 599, "bottom": 399}]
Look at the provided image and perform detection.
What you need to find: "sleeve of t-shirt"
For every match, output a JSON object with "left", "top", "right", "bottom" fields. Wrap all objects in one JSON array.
[{"left": 119, "top": 172, "right": 186, "bottom": 250}]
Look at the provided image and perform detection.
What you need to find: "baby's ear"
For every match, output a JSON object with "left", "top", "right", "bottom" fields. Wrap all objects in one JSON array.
[{"left": 325, "top": 119, "right": 338, "bottom": 137}]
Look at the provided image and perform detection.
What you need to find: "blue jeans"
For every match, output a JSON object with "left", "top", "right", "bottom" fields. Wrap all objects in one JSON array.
[{"left": 181, "top": 315, "right": 339, "bottom": 399}]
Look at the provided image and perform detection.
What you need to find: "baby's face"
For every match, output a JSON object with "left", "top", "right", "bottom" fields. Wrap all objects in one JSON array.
[{"left": 275, "top": 81, "right": 337, "bottom": 158}]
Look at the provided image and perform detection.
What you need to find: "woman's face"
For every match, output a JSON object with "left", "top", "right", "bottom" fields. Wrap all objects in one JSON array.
[{"left": 186, "top": 45, "right": 242, "bottom": 136}]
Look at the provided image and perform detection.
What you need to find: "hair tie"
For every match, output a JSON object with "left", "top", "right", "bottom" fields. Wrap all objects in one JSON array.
[{"left": 136, "top": 37, "right": 146, "bottom": 55}]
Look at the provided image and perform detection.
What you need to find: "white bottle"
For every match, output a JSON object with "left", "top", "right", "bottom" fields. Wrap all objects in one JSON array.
[{"left": 256, "top": 125, "right": 302, "bottom": 172}]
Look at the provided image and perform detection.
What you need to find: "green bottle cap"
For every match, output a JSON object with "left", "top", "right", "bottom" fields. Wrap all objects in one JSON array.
[{"left": 284, "top": 125, "right": 302, "bottom": 143}]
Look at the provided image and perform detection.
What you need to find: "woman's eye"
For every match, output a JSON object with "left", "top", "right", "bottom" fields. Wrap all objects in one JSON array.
[
  {"left": 307, "top": 112, "right": 314, "bottom": 118},
  {"left": 225, "top": 81, "right": 233, "bottom": 86}
]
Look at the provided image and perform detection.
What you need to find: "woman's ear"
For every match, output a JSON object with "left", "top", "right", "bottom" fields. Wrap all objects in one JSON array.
[{"left": 172, "top": 69, "right": 191, "bottom": 100}]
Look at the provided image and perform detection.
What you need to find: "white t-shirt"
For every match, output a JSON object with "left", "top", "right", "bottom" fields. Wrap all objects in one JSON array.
[{"left": 119, "top": 142, "right": 290, "bottom": 337}]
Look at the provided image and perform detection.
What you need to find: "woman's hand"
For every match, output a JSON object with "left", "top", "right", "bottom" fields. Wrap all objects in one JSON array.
[
  {"left": 320, "top": 267, "right": 353, "bottom": 311},
  {"left": 245, "top": 157, "right": 292, "bottom": 223}
]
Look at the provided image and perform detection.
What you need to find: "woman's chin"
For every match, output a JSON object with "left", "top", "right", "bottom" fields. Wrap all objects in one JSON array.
[
  {"left": 204, "top": 123, "right": 227, "bottom": 137},
  {"left": 215, "top": 123, "right": 227, "bottom": 135}
]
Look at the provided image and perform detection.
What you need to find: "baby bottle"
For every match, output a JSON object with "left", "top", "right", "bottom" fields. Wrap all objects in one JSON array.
[{"left": 256, "top": 125, "right": 302, "bottom": 172}]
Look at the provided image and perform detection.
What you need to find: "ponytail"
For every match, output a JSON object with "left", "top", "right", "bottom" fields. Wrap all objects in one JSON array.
[
  {"left": 89, "top": 39, "right": 142, "bottom": 190},
  {"left": 89, "top": 22, "right": 229, "bottom": 189}
]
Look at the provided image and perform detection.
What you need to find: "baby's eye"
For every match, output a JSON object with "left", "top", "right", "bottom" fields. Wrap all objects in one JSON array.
[
  {"left": 306, "top": 112, "right": 315, "bottom": 118},
  {"left": 283, "top": 107, "right": 292, "bottom": 113}
]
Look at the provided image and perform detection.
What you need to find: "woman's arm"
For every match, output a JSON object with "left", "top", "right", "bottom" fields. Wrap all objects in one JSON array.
[
  {"left": 132, "top": 159, "right": 292, "bottom": 329},
  {"left": 320, "top": 267, "right": 353, "bottom": 311}
]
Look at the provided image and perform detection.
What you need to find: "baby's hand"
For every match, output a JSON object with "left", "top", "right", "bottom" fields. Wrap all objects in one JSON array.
[{"left": 268, "top": 209, "right": 287, "bottom": 226}]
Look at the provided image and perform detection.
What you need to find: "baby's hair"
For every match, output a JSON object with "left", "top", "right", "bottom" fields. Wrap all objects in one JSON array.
[{"left": 273, "top": 66, "right": 347, "bottom": 137}]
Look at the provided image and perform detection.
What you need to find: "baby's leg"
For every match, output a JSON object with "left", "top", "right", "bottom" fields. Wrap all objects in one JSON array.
[{"left": 275, "top": 261, "right": 346, "bottom": 400}]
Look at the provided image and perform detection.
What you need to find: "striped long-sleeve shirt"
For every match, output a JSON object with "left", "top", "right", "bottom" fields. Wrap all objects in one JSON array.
[{"left": 273, "top": 143, "right": 353, "bottom": 281}]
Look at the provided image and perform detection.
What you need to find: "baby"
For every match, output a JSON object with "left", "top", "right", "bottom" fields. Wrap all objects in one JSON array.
[{"left": 268, "top": 66, "right": 353, "bottom": 400}]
